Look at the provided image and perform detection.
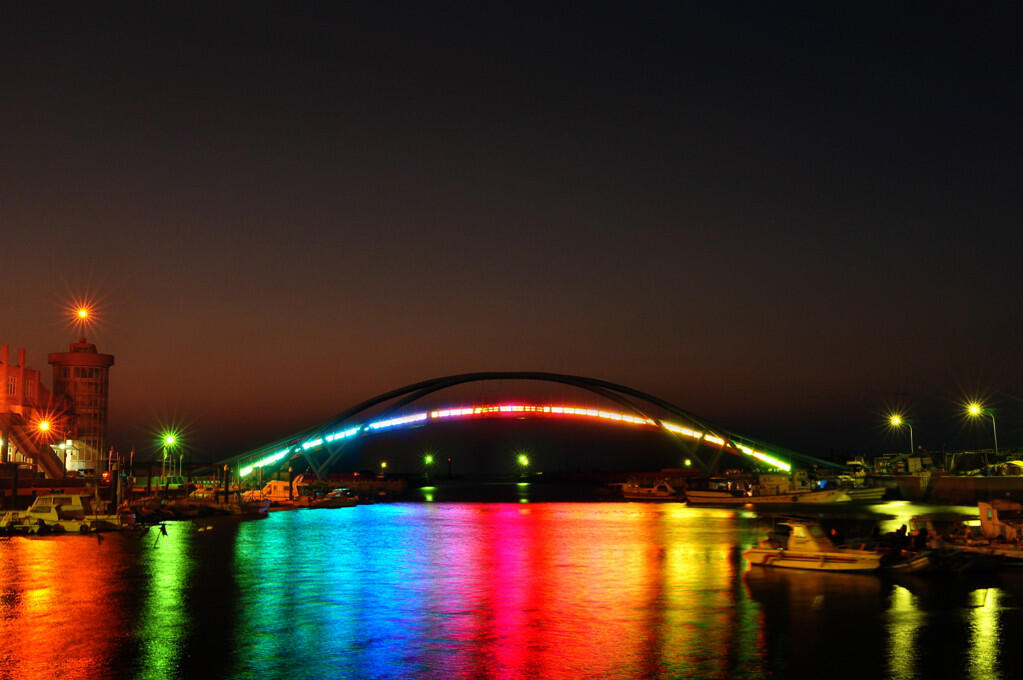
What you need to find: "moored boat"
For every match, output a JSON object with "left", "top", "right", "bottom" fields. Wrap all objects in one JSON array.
[
  {"left": 744, "top": 518, "right": 932, "bottom": 573},
  {"left": 304, "top": 488, "right": 358, "bottom": 508},
  {"left": 843, "top": 487, "right": 887, "bottom": 502},
  {"left": 686, "top": 471, "right": 851, "bottom": 506},
  {"left": 924, "top": 499, "right": 1023, "bottom": 565},
  {"left": 621, "top": 478, "right": 682, "bottom": 501},
  {"left": 744, "top": 519, "right": 883, "bottom": 571},
  {"left": 0, "top": 494, "right": 131, "bottom": 534},
  {"left": 686, "top": 488, "right": 850, "bottom": 505}
]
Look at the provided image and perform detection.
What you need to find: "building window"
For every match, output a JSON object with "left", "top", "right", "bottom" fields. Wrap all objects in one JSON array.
[{"left": 7, "top": 377, "right": 15, "bottom": 396}]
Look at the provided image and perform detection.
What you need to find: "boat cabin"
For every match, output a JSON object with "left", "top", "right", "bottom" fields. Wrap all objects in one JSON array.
[
  {"left": 242, "top": 474, "right": 307, "bottom": 503},
  {"left": 779, "top": 521, "right": 839, "bottom": 552},
  {"left": 978, "top": 499, "right": 1023, "bottom": 542}
]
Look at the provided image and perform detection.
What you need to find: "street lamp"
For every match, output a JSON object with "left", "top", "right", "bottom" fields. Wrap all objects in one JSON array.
[
  {"left": 517, "top": 453, "right": 530, "bottom": 476},
  {"left": 161, "top": 433, "right": 177, "bottom": 478},
  {"left": 889, "top": 414, "right": 914, "bottom": 456},
  {"left": 36, "top": 420, "right": 59, "bottom": 473},
  {"left": 967, "top": 402, "right": 998, "bottom": 469}
]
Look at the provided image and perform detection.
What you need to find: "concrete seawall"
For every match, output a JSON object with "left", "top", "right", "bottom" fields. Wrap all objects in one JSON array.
[{"left": 873, "top": 473, "right": 1023, "bottom": 504}]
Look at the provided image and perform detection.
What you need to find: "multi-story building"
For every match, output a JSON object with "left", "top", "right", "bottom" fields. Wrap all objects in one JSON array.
[
  {"left": 49, "top": 337, "right": 115, "bottom": 474},
  {"left": 0, "top": 344, "right": 68, "bottom": 477}
]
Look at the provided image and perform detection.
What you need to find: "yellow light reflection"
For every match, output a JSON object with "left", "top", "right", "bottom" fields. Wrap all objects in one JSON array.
[
  {"left": 886, "top": 585, "right": 923, "bottom": 680},
  {"left": 968, "top": 588, "right": 1000, "bottom": 679}
]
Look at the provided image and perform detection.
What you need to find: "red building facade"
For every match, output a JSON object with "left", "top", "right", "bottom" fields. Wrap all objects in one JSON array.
[
  {"left": 49, "top": 338, "right": 115, "bottom": 474},
  {"left": 0, "top": 345, "right": 69, "bottom": 477}
]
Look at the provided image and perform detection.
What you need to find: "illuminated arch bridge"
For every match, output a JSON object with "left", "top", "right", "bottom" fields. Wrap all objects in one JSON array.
[{"left": 219, "top": 372, "right": 840, "bottom": 480}]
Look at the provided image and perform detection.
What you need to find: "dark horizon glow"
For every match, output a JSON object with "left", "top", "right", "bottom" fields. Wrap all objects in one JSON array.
[{"left": 3, "top": 4, "right": 1021, "bottom": 460}]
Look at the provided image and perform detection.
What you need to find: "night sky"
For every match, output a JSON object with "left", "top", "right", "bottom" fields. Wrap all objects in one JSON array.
[{"left": 2, "top": 3, "right": 1020, "bottom": 463}]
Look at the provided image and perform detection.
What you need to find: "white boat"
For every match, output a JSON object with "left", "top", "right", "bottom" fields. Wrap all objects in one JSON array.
[
  {"left": 686, "top": 471, "right": 851, "bottom": 505},
  {"left": 0, "top": 494, "right": 131, "bottom": 534},
  {"left": 686, "top": 488, "right": 850, "bottom": 505},
  {"left": 621, "top": 478, "right": 682, "bottom": 501},
  {"left": 743, "top": 519, "right": 883, "bottom": 571},
  {"left": 241, "top": 475, "right": 307, "bottom": 505}
]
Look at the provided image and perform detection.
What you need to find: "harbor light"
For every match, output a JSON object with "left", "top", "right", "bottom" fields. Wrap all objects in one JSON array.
[
  {"left": 517, "top": 453, "right": 529, "bottom": 471},
  {"left": 160, "top": 430, "right": 179, "bottom": 478},
  {"left": 424, "top": 454, "right": 434, "bottom": 465},
  {"left": 888, "top": 414, "right": 913, "bottom": 455},
  {"left": 966, "top": 401, "right": 999, "bottom": 463}
]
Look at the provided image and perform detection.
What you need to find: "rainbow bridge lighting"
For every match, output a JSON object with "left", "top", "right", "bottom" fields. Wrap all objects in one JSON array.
[
  {"left": 660, "top": 420, "right": 790, "bottom": 471},
  {"left": 237, "top": 402, "right": 790, "bottom": 476}
]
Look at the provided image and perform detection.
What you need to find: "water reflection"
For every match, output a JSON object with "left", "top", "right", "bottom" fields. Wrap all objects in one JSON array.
[
  {"left": 228, "top": 503, "right": 768, "bottom": 679},
  {"left": 137, "top": 524, "right": 194, "bottom": 680},
  {"left": 0, "top": 535, "right": 130, "bottom": 680},
  {"left": 968, "top": 588, "right": 1000, "bottom": 680},
  {"left": 887, "top": 585, "right": 924, "bottom": 680},
  {"left": 5, "top": 503, "right": 1023, "bottom": 678}
]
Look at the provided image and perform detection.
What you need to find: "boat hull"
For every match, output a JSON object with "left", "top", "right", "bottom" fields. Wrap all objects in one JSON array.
[
  {"left": 686, "top": 489, "right": 851, "bottom": 505},
  {"left": 744, "top": 547, "right": 881, "bottom": 571}
]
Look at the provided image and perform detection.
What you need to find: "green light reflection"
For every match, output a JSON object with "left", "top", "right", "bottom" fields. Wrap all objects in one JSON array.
[{"left": 138, "top": 524, "right": 194, "bottom": 680}]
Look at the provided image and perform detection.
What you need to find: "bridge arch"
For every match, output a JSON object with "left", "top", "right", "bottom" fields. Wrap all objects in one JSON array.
[{"left": 220, "top": 372, "right": 836, "bottom": 480}]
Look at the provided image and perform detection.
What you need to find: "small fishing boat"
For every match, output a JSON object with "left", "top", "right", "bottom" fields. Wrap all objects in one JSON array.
[
  {"left": 924, "top": 499, "right": 1023, "bottom": 565},
  {"left": 744, "top": 519, "right": 883, "bottom": 571},
  {"left": 686, "top": 471, "right": 851, "bottom": 506},
  {"left": 621, "top": 478, "right": 682, "bottom": 501},
  {"left": 304, "top": 488, "right": 358, "bottom": 509},
  {"left": 0, "top": 494, "right": 131, "bottom": 534},
  {"left": 687, "top": 487, "right": 850, "bottom": 505},
  {"left": 744, "top": 518, "right": 932, "bottom": 573}
]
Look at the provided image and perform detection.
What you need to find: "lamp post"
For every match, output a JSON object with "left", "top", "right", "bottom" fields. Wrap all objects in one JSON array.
[
  {"left": 967, "top": 403, "right": 998, "bottom": 471},
  {"left": 161, "top": 433, "right": 177, "bottom": 478},
  {"left": 423, "top": 453, "right": 434, "bottom": 481},
  {"left": 889, "top": 415, "right": 914, "bottom": 456},
  {"left": 37, "top": 419, "right": 60, "bottom": 474}
]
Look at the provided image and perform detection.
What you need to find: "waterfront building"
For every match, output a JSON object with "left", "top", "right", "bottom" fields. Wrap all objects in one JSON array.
[
  {"left": 0, "top": 344, "right": 69, "bottom": 477},
  {"left": 49, "top": 337, "right": 114, "bottom": 474}
]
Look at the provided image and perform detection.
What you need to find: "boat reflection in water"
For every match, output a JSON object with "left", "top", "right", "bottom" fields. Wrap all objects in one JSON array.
[{"left": 4, "top": 503, "right": 1023, "bottom": 678}]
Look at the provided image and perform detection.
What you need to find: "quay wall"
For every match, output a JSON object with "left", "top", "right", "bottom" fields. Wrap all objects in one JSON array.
[{"left": 874, "top": 473, "right": 1023, "bottom": 504}]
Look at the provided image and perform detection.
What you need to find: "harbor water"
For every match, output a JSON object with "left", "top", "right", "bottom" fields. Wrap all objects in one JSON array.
[{"left": 2, "top": 500, "right": 1023, "bottom": 679}]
